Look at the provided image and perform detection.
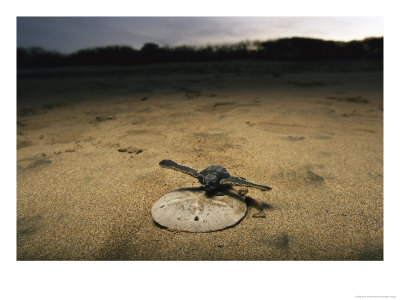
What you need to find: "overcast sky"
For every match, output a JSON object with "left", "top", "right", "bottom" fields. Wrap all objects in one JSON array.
[{"left": 17, "top": 17, "right": 383, "bottom": 53}]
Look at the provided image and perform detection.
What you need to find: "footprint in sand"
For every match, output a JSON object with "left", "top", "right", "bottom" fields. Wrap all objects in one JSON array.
[
  {"left": 17, "top": 140, "right": 32, "bottom": 149},
  {"left": 282, "top": 136, "right": 305, "bottom": 141},
  {"left": 305, "top": 170, "right": 324, "bottom": 184},
  {"left": 259, "top": 232, "right": 290, "bottom": 250},
  {"left": 17, "top": 215, "right": 43, "bottom": 238},
  {"left": 213, "top": 102, "right": 234, "bottom": 108},
  {"left": 272, "top": 166, "right": 325, "bottom": 186},
  {"left": 17, "top": 157, "right": 51, "bottom": 173},
  {"left": 118, "top": 146, "right": 143, "bottom": 154}
]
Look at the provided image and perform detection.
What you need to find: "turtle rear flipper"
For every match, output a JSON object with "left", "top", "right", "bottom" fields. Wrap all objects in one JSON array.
[
  {"left": 220, "top": 177, "right": 272, "bottom": 191},
  {"left": 159, "top": 159, "right": 203, "bottom": 180}
]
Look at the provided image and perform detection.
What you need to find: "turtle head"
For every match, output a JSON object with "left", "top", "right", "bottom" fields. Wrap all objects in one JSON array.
[{"left": 202, "top": 174, "right": 219, "bottom": 191}]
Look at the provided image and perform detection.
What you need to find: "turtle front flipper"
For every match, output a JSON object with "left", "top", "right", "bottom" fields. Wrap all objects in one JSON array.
[
  {"left": 159, "top": 160, "right": 203, "bottom": 180},
  {"left": 220, "top": 177, "right": 272, "bottom": 191}
]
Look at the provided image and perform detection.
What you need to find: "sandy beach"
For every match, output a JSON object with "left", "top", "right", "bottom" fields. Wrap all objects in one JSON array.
[{"left": 17, "top": 60, "right": 383, "bottom": 260}]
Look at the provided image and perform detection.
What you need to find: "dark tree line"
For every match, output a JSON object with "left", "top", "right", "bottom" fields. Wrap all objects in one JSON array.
[{"left": 17, "top": 37, "right": 383, "bottom": 68}]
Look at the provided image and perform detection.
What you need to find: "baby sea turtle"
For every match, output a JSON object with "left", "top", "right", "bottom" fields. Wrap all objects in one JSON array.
[{"left": 159, "top": 159, "right": 272, "bottom": 192}]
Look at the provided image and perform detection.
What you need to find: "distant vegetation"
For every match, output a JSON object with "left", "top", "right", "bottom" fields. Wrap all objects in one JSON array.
[{"left": 17, "top": 37, "right": 383, "bottom": 68}]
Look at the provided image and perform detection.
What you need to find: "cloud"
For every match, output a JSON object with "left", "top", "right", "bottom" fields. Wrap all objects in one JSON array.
[{"left": 17, "top": 17, "right": 383, "bottom": 53}]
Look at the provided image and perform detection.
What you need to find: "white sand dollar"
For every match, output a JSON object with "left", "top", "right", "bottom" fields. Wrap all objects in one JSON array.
[{"left": 152, "top": 187, "right": 247, "bottom": 232}]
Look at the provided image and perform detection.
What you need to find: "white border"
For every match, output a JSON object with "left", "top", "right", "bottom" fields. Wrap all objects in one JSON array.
[{"left": 2, "top": 1, "right": 399, "bottom": 300}]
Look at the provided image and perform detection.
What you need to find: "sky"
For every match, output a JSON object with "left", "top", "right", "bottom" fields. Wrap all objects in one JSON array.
[{"left": 17, "top": 16, "right": 383, "bottom": 53}]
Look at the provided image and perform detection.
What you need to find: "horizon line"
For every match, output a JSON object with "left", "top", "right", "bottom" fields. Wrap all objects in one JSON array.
[{"left": 18, "top": 35, "right": 384, "bottom": 54}]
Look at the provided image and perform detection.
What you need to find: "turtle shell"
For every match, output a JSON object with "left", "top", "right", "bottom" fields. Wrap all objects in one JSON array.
[{"left": 151, "top": 186, "right": 247, "bottom": 232}]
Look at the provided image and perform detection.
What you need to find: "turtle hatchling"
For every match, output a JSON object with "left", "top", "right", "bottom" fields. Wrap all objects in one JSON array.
[
  {"left": 153, "top": 160, "right": 271, "bottom": 232},
  {"left": 159, "top": 159, "right": 272, "bottom": 192}
]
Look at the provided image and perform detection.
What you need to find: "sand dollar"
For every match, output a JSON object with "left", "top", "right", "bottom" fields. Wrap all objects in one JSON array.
[{"left": 152, "top": 187, "right": 247, "bottom": 232}]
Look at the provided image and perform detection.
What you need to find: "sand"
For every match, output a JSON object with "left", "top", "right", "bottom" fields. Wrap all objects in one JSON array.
[{"left": 17, "top": 60, "right": 383, "bottom": 260}]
